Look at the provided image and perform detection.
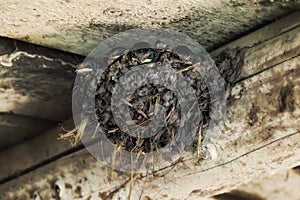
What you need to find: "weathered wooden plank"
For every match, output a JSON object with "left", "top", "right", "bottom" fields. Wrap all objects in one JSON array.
[
  {"left": 211, "top": 10, "right": 300, "bottom": 56},
  {"left": 0, "top": 12, "right": 299, "bottom": 199},
  {"left": 213, "top": 169, "right": 300, "bottom": 200},
  {"left": 0, "top": 10, "right": 298, "bottom": 184},
  {"left": 0, "top": 37, "right": 83, "bottom": 150},
  {"left": 240, "top": 26, "right": 300, "bottom": 80},
  {"left": 0, "top": 37, "right": 83, "bottom": 121},
  {"left": 212, "top": 20, "right": 300, "bottom": 85},
  {"left": 0, "top": 113, "right": 58, "bottom": 151},
  {"left": 0, "top": 131, "right": 299, "bottom": 199},
  {"left": 0, "top": 47, "right": 299, "bottom": 200},
  {"left": 1, "top": 1, "right": 300, "bottom": 55},
  {"left": 0, "top": 118, "right": 75, "bottom": 182}
]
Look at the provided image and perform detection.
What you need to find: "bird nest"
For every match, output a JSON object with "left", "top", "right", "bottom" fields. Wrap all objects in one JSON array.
[{"left": 94, "top": 42, "right": 211, "bottom": 154}]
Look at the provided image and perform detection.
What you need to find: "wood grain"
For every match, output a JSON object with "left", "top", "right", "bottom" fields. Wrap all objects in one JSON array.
[
  {"left": 1, "top": 1, "right": 300, "bottom": 55},
  {"left": 0, "top": 12, "right": 299, "bottom": 200}
]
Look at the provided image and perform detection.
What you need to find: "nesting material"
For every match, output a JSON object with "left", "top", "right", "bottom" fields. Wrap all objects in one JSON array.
[{"left": 95, "top": 43, "right": 211, "bottom": 154}]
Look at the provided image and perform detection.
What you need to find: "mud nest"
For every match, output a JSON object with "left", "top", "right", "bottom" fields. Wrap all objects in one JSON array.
[{"left": 95, "top": 42, "right": 211, "bottom": 153}]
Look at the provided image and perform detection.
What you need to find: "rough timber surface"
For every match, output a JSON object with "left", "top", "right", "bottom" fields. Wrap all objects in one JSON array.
[
  {"left": 0, "top": 37, "right": 82, "bottom": 121},
  {"left": 0, "top": 119, "right": 76, "bottom": 182},
  {"left": 0, "top": 113, "right": 58, "bottom": 151},
  {"left": 216, "top": 169, "right": 300, "bottom": 200},
  {"left": 0, "top": 37, "right": 83, "bottom": 149},
  {"left": 1, "top": 1, "right": 300, "bottom": 55},
  {"left": 0, "top": 12, "right": 299, "bottom": 199}
]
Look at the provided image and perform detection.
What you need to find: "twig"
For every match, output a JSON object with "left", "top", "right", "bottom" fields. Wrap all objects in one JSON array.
[{"left": 176, "top": 63, "right": 199, "bottom": 73}]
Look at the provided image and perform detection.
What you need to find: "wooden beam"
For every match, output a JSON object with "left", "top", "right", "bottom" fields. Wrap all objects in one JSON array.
[
  {"left": 0, "top": 118, "right": 76, "bottom": 182},
  {"left": 0, "top": 37, "right": 83, "bottom": 121},
  {"left": 1, "top": 1, "right": 300, "bottom": 55},
  {"left": 211, "top": 10, "right": 300, "bottom": 57},
  {"left": 0, "top": 37, "right": 83, "bottom": 150},
  {"left": 213, "top": 25, "right": 300, "bottom": 84},
  {"left": 0, "top": 113, "right": 58, "bottom": 151},
  {"left": 0, "top": 9, "right": 298, "bottom": 184},
  {"left": 213, "top": 169, "right": 300, "bottom": 200},
  {"left": 0, "top": 12, "right": 299, "bottom": 199}
]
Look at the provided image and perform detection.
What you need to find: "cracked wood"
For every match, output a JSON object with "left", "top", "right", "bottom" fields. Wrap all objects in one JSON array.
[{"left": 0, "top": 11, "right": 299, "bottom": 200}]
